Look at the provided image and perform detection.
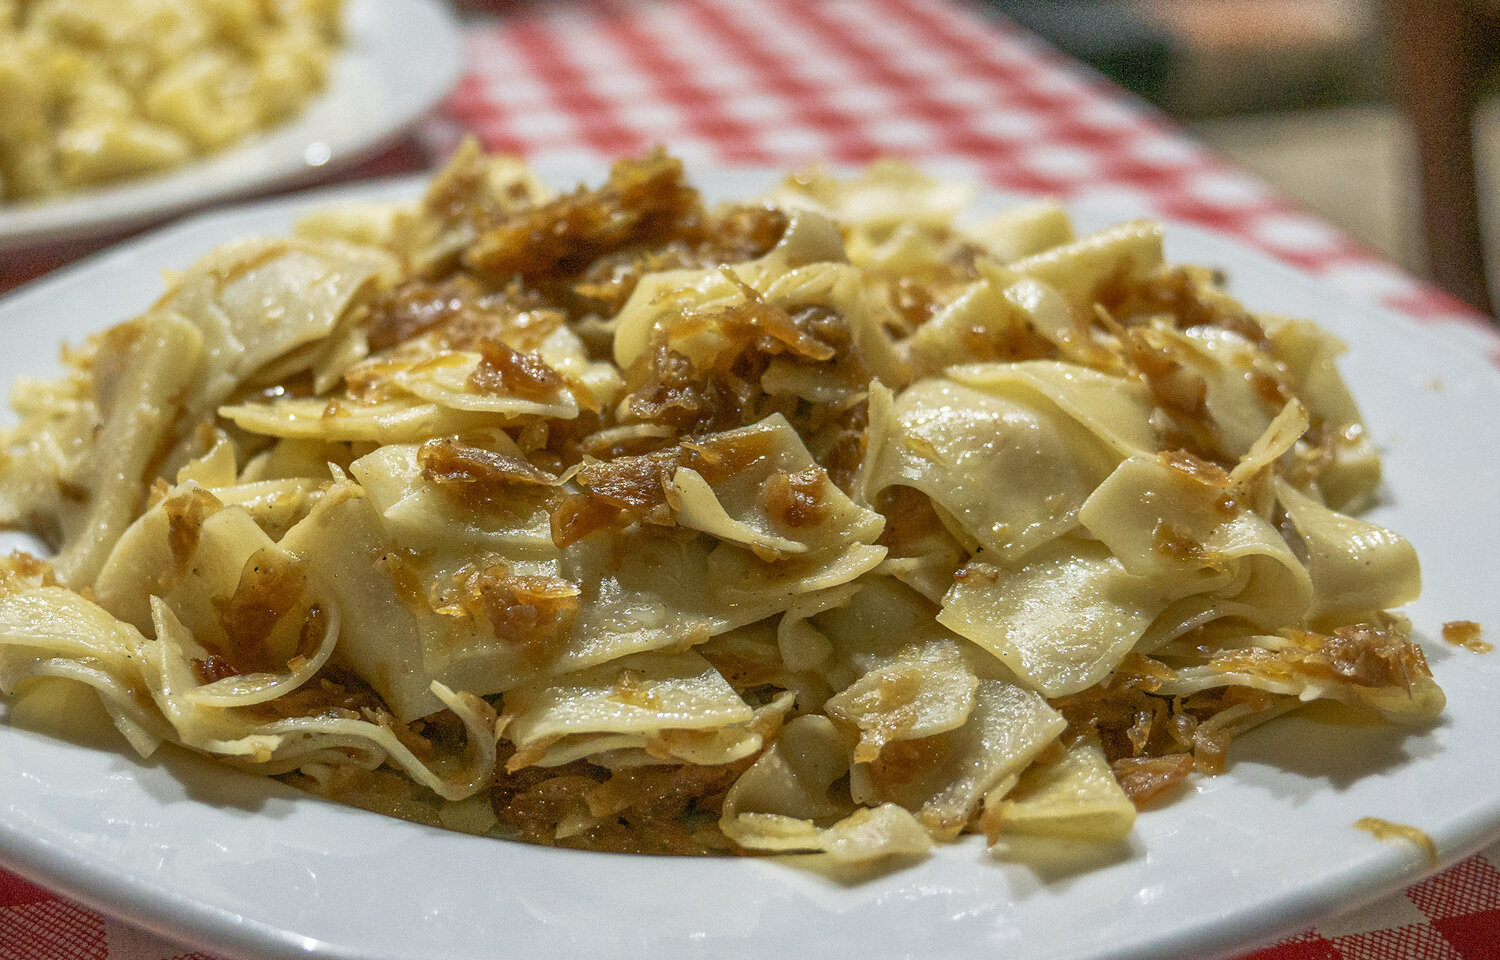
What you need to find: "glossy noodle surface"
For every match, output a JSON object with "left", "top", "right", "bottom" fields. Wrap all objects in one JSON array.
[{"left": 0, "top": 147, "right": 1439, "bottom": 859}]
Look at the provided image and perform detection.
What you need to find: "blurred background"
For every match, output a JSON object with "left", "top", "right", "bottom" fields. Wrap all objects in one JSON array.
[{"left": 984, "top": 0, "right": 1499, "bottom": 314}]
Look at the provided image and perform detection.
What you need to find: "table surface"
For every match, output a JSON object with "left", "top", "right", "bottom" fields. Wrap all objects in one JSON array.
[{"left": 1, "top": 0, "right": 1497, "bottom": 958}]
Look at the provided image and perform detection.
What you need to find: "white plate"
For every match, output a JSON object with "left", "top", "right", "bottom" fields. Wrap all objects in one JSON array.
[
  {"left": 0, "top": 0, "right": 461, "bottom": 252},
  {"left": 0, "top": 168, "right": 1498, "bottom": 960}
]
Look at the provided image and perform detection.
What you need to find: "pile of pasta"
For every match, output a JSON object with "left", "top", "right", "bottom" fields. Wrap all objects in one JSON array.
[
  {"left": 0, "top": 0, "right": 342, "bottom": 201},
  {"left": 0, "top": 146, "right": 1442, "bottom": 859}
]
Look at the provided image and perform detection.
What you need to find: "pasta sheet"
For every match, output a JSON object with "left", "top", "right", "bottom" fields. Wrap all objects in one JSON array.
[{"left": 0, "top": 147, "right": 1441, "bottom": 861}]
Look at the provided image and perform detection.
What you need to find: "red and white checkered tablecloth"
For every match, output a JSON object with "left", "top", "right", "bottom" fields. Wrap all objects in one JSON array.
[{"left": 3, "top": 0, "right": 1499, "bottom": 958}]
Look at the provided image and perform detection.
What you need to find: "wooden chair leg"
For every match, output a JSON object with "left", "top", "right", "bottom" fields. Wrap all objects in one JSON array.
[{"left": 1382, "top": 0, "right": 1493, "bottom": 316}]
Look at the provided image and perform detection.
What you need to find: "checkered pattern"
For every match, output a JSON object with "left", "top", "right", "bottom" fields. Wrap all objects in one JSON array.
[
  {"left": 1250, "top": 853, "right": 1500, "bottom": 960},
  {"left": 4, "top": 0, "right": 1500, "bottom": 957}
]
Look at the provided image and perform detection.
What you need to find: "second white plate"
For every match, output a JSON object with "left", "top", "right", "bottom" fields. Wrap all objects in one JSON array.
[{"left": 0, "top": 0, "right": 462, "bottom": 252}]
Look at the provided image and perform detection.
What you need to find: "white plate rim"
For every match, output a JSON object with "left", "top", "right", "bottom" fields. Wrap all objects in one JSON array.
[{"left": 0, "top": 166, "right": 1496, "bottom": 960}]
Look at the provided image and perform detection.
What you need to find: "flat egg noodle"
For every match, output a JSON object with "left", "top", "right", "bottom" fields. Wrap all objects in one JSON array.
[{"left": 0, "top": 150, "right": 1445, "bottom": 860}]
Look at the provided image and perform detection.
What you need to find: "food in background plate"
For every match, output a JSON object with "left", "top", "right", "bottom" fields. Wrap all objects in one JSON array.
[
  {"left": 0, "top": 0, "right": 342, "bottom": 202},
  {"left": 0, "top": 145, "right": 1442, "bottom": 860}
]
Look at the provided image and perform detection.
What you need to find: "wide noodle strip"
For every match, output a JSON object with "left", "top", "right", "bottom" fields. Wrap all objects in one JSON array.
[{"left": 0, "top": 144, "right": 1441, "bottom": 860}]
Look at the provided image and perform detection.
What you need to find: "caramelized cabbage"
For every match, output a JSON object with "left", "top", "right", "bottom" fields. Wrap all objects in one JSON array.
[{"left": 0, "top": 147, "right": 1440, "bottom": 861}]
